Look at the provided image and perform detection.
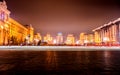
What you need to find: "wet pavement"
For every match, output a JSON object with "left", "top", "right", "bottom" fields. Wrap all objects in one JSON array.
[{"left": 0, "top": 50, "right": 120, "bottom": 75}]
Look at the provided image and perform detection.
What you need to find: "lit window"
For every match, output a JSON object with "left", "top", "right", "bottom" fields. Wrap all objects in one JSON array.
[{"left": 0, "top": 12, "right": 5, "bottom": 21}]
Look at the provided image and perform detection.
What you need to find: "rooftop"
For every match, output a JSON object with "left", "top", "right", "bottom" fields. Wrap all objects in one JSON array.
[{"left": 92, "top": 18, "right": 120, "bottom": 31}]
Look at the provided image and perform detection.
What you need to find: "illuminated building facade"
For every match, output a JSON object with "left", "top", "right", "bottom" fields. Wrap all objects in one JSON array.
[
  {"left": 43, "top": 33, "right": 53, "bottom": 44},
  {"left": 94, "top": 31, "right": 101, "bottom": 44},
  {"left": 0, "top": 0, "right": 10, "bottom": 45},
  {"left": 25, "top": 24, "right": 34, "bottom": 43},
  {"left": 8, "top": 18, "right": 28, "bottom": 45},
  {"left": 87, "top": 34, "right": 94, "bottom": 43},
  {"left": 79, "top": 33, "right": 85, "bottom": 45},
  {"left": 34, "top": 33, "right": 42, "bottom": 41},
  {"left": 84, "top": 34, "right": 88, "bottom": 44},
  {"left": 93, "top": 18, "right": 120, "bottom": 45},
  {"left": 79, "top": 33, "right": 94, "bottom": 45},
  {"left": 0, "top": 1, "right": 34, "bottom": 45},
  {"left": 66, "top": 34, "right": 75, "bottom": 45},
  {"left": 34, "top": 33, "right": 42, "bottom": 45},
  {"left": 56, "top": 32, "right": 63, "bottom": 44}
]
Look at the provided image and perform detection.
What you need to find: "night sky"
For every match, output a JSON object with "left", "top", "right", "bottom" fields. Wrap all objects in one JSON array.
[{"left": 6, "top": 0, "right": 120, "bottom": 36}]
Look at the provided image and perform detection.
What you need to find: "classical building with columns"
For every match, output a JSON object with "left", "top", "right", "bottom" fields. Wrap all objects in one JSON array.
[
  {"left": 8, "top": 18, "right": 29, "bottom": 45},
  {"left": 0, "top": 0, "right": 10, "bottom": 45},
  {"left": 0, "top": 0, "right": 34, "bottom": 45},
  {"left": 93, "top": 18, "right": 120, "bottom": 45}
]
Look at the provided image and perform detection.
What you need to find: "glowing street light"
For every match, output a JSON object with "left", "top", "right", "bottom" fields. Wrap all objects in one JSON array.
[
  {"left": 76, "top": 40, "right": 80, "bottom": 45},
  {"left": 103, "top": 37, "right": 109, "bottom": 42},
  {"left": 1, "top": 26, "right": 3, "bottom": 29},
  {"left": 53, "top": 39, "right": 57, "bottom": 44}
]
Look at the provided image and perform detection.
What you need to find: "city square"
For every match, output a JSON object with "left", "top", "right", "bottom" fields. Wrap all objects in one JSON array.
[{"left": 0, "top": 0, "right": 120, "bottom": 75}]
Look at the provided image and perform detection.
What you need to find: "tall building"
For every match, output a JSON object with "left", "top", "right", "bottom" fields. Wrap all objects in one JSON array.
[
  {"left": 87, "top": 34, "right": 94, "bottom": 43},
  {"left": 44, "top": 33, "right": 53, "bottom": 44},
  {"left": 79, "top": 33, "right": 94, "bottom": 45},
  {"left": 93, "top": 18, "right": 120, "bottom": 45},
  {"left": 66, "top": 34, "right": 75, "bottom": 45},
  {"left": 56, "top": 32, "right": 63, "bottom": 44},
  {"left": 94, "top": 31, "right": 101, "bottom": 44},
  {"left": 79, "top": 32, "right": 85, "bottom": 45}
]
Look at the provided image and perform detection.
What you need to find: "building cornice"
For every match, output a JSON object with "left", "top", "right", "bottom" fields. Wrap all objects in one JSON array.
[{"left": 92, "top": 18, "right": 120, "bottom": 32}]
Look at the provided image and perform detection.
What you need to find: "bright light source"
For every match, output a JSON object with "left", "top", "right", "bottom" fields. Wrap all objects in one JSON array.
[
  {"left": 5, "top": 24, "right": 8, "bottom": 28},
  {"left": 26, "top": 36, "right": 29, "bottom": 40},
  {"left": 84, "top": 40, "right": 88, "bottom": 43},
  {"left": 76, "top": 40, "right": 80, "bottom": 44},
  {"left": 103, "top": 37, "right": 109, "bottom": 42},
  {"left": 34, "top": 39, "right": 39, "bottom": 42},
  {"left": 53, "top": 39, "right": 57, "bottom": 44},
  {"left": 1, "top": 26, "right": 3, "bottom": 29}
]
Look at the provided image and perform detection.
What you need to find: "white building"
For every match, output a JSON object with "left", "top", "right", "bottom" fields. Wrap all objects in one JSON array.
[{"left": 56, "top": 32, "right": 63, "bottom": 44}]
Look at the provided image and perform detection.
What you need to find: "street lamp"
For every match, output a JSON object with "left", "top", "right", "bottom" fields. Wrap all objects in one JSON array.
[
  {"left": 103, "top": 37, "right": 109, "bottom": 46},
  {"left": 53, "top": 39, "right": 57, "bottom": 44},
  {"left": 76, "top": 40, "right": 80, "bottom": 45}
]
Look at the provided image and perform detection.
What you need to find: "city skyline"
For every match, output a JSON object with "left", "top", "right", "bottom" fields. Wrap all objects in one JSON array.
[{"left": 6, "top": 0, "right": 120, "bottom": 36}]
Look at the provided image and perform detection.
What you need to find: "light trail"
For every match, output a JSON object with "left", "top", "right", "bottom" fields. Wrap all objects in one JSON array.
[{"left": 0, "top": 46, "right": 120, "bottom": 51}]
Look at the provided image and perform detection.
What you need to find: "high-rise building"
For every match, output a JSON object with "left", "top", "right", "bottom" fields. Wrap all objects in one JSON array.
[
  {"left": 88, "top": 34, "right": 94, "bottom": 43},
  {"left": 56, "top": 32, "right": 63, "bottom": 44},
  {"left": 94, "top": 31, "right": 101, "bottom": 44},
  {"left": 66, "top": 34, "right": 75, "bottom": 45},
  {"left": 79, "top": 33, "right": 85, "bottom": 45},
  {"left": 43, "top": 33, "right": 53, "bottom": 44},
  {"left": 79, "top": 33, "right": 94, "bottom": 45}
]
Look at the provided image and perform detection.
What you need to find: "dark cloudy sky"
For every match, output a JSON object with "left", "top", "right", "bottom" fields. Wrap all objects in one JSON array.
[{"left": 6, "top": 0, "right": 120, "bottom": 36}]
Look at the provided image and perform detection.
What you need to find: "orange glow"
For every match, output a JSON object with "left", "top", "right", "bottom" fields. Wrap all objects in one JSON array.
[
  {"left": 0, "top": 26, "right": 3, "bottom": 29},
  {"left": 66, "top": 34, "right": 75, "bottom": 45},
  {"left": 44, "top": 33, "right": 53, "bottom": 44}
]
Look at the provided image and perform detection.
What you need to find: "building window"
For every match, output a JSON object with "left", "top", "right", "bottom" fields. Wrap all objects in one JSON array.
[{"left": 0, "top": 11, "right": 5, "bottom": 21}]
